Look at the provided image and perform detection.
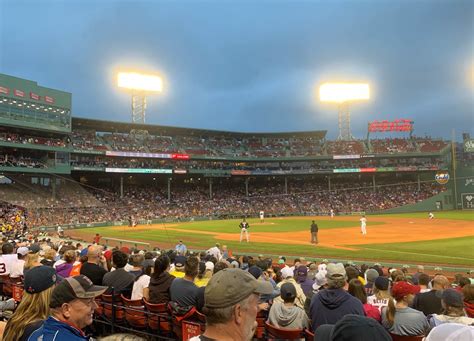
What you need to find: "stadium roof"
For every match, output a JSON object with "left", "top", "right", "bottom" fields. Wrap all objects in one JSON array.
[{"left": 72, "top": 117, "right": 327, "bottom": 139}]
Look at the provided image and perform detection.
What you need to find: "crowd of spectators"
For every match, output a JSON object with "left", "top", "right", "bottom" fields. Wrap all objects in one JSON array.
[
  {"left": 0, "top": 234, "right": 471, "bottom": 340},
  {"left": 17, "top": 179, "right": 446, "bottom": 227},
  {"left": 0, "top": 133, "right": 67, "bottom": 148},
  {"left": 68, "top": 129, "right": 448, "bottom": 158},
  {"left": 0, "top": 154, "right": 45, "bottom": 168}
]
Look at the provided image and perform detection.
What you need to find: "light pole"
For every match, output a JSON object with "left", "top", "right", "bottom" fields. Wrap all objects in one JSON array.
[
  {"left": 319, "top": 83, "right": 370, "bottom": 140},
  {"left": 117, "top": 71, "right": 163, "bottom": 135}
]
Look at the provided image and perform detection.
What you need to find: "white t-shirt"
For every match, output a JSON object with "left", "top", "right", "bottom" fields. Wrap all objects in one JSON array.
[
  {"left": 206, "top": 247, "right": 222, "bottom": 260},
  {"left": 131, "top": 274, "right": 150, "bottom": 300},
  {"left": 0, "top": 254, "right": 19, "bottom": 275},
  {"left": 10, "top": 259, "right": 25, "bottom": 277},
  {"left": 367, "top": 295, "right": 392, "bottom": 313},
  {"left": 360, "top": 217, "right": 367, "bottom": 226}
]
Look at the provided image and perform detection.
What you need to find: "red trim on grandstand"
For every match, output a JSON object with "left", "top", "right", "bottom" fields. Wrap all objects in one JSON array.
[
  {"left": 14, "top": 89, "right": 25, "bottom": 97},
  {"left": 0, "top": 86, "right": 9, "bottom": 95}
]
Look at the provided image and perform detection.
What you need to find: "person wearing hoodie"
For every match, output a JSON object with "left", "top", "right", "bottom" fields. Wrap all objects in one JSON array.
[
  {"left": 268, "top": 282, "right": 310, "bottom": 331},
  {"left": 309, "top": 263, "right": 364, "bottom": 331},
  {"left": 145, "top": 254, "right": 175, "bottom": 304}
]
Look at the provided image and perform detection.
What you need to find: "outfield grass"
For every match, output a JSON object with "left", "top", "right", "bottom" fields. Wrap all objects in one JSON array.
[
  {"left": 171, "top": 218, "right": 385, "bottom": 233},
  {"left": 74, "top": 212, "right": 474, "bottom": 267}
]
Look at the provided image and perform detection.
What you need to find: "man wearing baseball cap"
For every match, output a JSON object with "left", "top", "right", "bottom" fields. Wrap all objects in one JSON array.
[
  {"left": 28, "top": 275, "right": 107, "bottom": 340},
  {"left": 190, "top": 268, "right": 273, "bottom": 341}
]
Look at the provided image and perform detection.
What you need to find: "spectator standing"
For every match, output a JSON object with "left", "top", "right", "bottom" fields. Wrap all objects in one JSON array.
[{"left": 175, "top": 240, "right": 187, "bottom": 256}]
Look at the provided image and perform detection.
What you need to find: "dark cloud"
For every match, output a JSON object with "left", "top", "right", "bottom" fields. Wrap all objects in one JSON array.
[{"left": 0, "top": 0, "right": 472, "bottom": 139}]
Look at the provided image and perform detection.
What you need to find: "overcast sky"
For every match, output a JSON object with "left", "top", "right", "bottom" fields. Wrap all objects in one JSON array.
[{"left": 1, "top": 0, "right": 473, "bottom": 139}]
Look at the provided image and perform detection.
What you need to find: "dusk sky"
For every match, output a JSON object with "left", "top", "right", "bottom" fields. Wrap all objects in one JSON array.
[{"left": 1, "top": 0, "right": 473, "bottom": 139}]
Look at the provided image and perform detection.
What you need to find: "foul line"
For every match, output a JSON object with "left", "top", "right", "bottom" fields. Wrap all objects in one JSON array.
[{"left": 360, "top": 247, "right": 474, "bottom": 261}]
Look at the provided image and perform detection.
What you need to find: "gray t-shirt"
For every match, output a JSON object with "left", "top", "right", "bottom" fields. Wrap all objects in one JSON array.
[
  {"left": 102, "top": 268, "right": 135, "bottom": 293},
  {"left": 382, "top": 306, "right": 429, "bottom": 336}
]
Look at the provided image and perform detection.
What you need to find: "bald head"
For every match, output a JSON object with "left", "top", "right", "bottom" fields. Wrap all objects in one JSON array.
[
  {"left": 87, "top": 245, "right": 101, "bottom": 261},
  {"left": 433, "top": 275, "right": 450, "bottom": 290}
]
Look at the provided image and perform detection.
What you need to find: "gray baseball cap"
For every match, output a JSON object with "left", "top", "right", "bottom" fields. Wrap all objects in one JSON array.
[{"left": 204, "top": 268, "right": 273, "bottom": 309}]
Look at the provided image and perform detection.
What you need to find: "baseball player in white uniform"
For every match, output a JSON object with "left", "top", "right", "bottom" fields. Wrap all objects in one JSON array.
[
  {"left": 330, "top": 209, "right": 335, "bottom": 218},
  {"left": 360, "top": 215, "right": 367, "bottom": 235},
  {"left": 428, "top": 212, "right": 434, "bottom": 219},
  {"left": 259, "top": 210, "right": 265, "bottom": 223}
]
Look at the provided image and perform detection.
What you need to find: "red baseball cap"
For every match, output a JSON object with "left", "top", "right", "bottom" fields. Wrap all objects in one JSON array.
[{"left": 392, "top": 281, "right": 420, "bottom": 300}]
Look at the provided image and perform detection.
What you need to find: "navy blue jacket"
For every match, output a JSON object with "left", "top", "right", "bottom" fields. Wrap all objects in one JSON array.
[
  {"left": 310, "top": 288, "right": 365, "bottom": 331},
  {"left": 28, "top": 316, "right": 91, "bottom": 341}
]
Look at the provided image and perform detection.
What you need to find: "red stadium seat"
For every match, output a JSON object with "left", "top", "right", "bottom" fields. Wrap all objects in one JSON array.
[
  {"left": 389, "top": 333, "right": 425, "bottom": 341},
  {"left": 121, "top": 295, "right": 146, "bottom": 329},
  {"left": 265, "top": 321, "right": 304, "bottom": 340},
  {"left": 143, "top": 299, "right": 172, "bottom": 335}
]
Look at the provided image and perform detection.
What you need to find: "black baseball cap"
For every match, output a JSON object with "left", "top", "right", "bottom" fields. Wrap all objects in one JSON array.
[
  {"left": 50, "top": 275, "right": 107, "bottom": 308},
  {"left": 280, "top": 282, "right": 297, "bottom": 300},
  {"left": 24, "top": 266, "right": 57, "bottom": 294}
]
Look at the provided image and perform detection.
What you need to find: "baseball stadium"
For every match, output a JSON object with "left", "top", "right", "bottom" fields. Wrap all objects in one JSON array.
[{"left": 0, "top": 72, "right": 473, "bottom": 339}]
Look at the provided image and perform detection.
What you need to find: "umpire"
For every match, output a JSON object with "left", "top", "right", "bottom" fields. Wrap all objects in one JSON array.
[{"left": 310, "top": 220, "right": 318, "bottom": 244}]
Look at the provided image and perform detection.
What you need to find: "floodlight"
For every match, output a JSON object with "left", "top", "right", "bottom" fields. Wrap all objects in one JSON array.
[
  {"left": 116, "top": 70, "right": 164, "bottom": 126},
  {"left": 319, "top": 83, "right": 370, "bottom": 103},
  {"left": 117, "top": 72, "right": 163, "bottom": 93},
  {"left": 318, "top": 82, "right": 371, "bottom": 140}
]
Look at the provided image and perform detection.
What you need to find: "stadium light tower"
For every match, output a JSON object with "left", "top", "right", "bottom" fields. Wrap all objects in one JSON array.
[
  {"left": 319, "top": 83, "right": 370, "bottom": 140},
  {"left": 117, "top": 71, "right": 163, "bottom": 125}
]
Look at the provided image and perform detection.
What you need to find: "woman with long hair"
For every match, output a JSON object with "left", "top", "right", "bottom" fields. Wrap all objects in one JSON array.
[
  {"left": 23, "top": 252, "right": 42, "bottom": 274},
  {"left": 144, "top": 254, "right": 175, "bottom": 303},
  {"left": 348, "top": 278, "right": 381, "bottom": 321},
  {"left": 381, "top": 281, "right": 429, "bottom": 336},
  {"left": 3, "top": 266, "right": 57, "bottom": 341}
]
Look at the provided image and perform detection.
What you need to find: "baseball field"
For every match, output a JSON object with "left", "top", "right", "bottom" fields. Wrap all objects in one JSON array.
[{"left": 69, "top": 211, "right": 474, "bottom": 268}]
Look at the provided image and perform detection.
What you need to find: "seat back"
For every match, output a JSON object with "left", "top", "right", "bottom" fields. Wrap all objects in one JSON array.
[
  {"left": 254, "top": 310, "right": 268, "bottom": 339},
  {"left": 143, "top": 299, "right": 172, "bottom": 333},
  {"left": 101, "top": 293, "right": 125, "bottom": 323},
  {"left": 0, "top": 274, "right": 12, "bottom": 297},
  {"left": 265, "top": 321, "right": 304, "bottom": 340},
  {"left": 389, "top": 333, "right": 425, "bottom": 341},
  {"left": 121, "top": 295, "right": 146, "bottom": 329}
]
